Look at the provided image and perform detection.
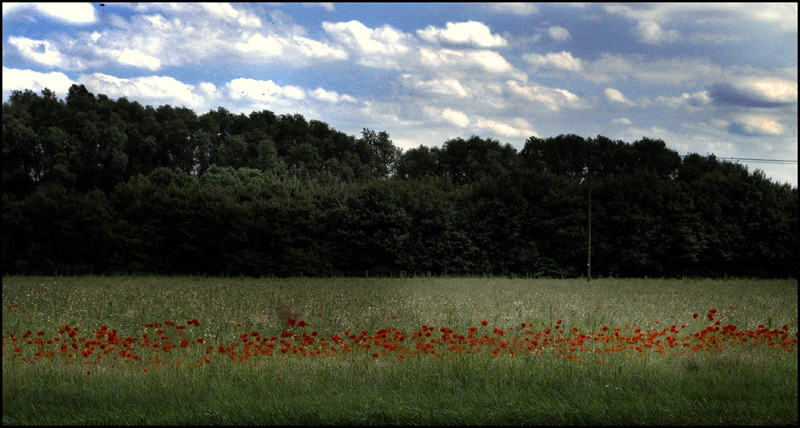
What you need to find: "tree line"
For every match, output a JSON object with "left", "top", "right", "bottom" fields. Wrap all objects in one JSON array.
[{"left": 3, "top": 85, "right": 797, "bottom": 277}]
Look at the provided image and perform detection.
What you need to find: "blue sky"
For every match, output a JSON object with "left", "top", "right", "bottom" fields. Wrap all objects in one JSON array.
[{"left": 3, "top": 2, "right": 797, "bottom": 186}]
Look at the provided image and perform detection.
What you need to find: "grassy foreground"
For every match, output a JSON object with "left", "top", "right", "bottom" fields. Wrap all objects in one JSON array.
[{"left": 3, "top": 276, "right": 798, "bottom": 425}]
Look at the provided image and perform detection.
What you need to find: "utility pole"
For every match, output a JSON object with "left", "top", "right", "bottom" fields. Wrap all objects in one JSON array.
[{"left": 586, "top": 149, "right": 592, "bottom": 283}]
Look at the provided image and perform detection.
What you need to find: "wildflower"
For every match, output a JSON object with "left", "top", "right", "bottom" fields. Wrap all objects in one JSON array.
[{"left": 481, "top": 320, "right": 488, "bottom": 326}]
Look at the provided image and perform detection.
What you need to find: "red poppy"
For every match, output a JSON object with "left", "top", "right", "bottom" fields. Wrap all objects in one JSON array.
[
  {"left": 693, "top": 313, "right": 698, "bottom": 319},
  {"left": 481, "top": 320, "right": 488, "bottom": 326},
  {"left": 287, "top": 318, "right": 296, "bottom": 326}
]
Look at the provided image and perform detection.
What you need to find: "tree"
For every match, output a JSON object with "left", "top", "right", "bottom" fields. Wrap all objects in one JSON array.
[{"left": 360, "top": 129, "right": 401, "bottom": 178}]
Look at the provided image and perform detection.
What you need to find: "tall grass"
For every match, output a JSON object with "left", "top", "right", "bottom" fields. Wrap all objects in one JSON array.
[{"left": 3, "top": 276, "right": 798, "bottom": 425}]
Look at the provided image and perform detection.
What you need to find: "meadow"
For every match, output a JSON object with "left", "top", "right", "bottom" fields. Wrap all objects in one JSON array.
[{"left": 2, "top": 276, "right": 797, "bottom": 425}]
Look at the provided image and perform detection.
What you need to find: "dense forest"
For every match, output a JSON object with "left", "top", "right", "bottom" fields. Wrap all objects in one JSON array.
[{"left": 3, "top": 85, "right": 798, "bottom": 278}]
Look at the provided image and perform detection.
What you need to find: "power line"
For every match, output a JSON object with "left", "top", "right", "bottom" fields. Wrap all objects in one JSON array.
[
  {"left": 717, "top": 157, "right": 797, "bottom": 165},
  {"left": 681, "top": 154, "right": 797, "bottom": 165}
]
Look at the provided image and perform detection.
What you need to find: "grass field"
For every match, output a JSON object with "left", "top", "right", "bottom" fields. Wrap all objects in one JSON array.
[{"left": 2, "top": 276, "right": 798, "bottom": 425}]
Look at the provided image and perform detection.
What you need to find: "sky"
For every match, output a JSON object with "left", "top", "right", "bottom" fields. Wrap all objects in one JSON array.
[{"left": 2, "top": 2, "right": 797, "bottom": 187}]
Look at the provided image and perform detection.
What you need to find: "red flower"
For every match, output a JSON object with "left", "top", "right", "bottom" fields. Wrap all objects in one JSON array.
[
  {"left": 693, "top": 313, "right": 698, "bottom": 319},
  {"left": 481, "top": 320, "right": 488, "bottom": 326},
  {"left": 298, "top": 320, "right": 306, "bottom": 328},
  {"left": 287, "top": 318, "right": 296, "bottom": 326}
]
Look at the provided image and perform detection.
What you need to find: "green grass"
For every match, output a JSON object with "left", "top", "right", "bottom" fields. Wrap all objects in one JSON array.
[{"left": 3, "top": 276, "right": 798, "bottom": 425}]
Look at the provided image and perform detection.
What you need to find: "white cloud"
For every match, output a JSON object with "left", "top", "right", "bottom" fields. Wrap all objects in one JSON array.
[
  {"left": 604, "top": 87, "right": 634, "bottom": 105},
  {"left": 547, "top": 26, "right": 571, "bottom": 42},
  {"left": 419, "top": 48, "right": 516, "bottom": 75},
  {"left": 441, "top": 108, "right": 470, "bottom": 127},
  {"left": 633, "top": 21, "right": 679, "bottom": 44},
  {"left": 304, "top": 3, "right": 336, "bottom": 12},
  {"left": 657, "top": 91, "right": 713, "bottom": 108},
  {"left": 310, "top": 87, "right": 357, "bottom": 104},
  {"left": 406, "top": 76, "right": 470, "bottom": 98},
  {"left": 485, "top": 3, "right": 539, "bottom": 16},
  {"left": 475, "top": 117, "right": 537, "bottom": 138},
  {"left": 524, "top": 51, "right": 583, "bottom": 72},
  {"left": 323, "top": 20, "right": 414, "bottom": 69},
  {"left": 612, "top": 117, "right": 632, "bottom": 126},
  {"left": 3, "top": 2, "right": 96, "bottom": 25},
  {"left": 581, "top": 54, "right": 722, "bottom": 86},
  {"left": 720, "top": 77, "right": 798, "bottom": 106},
  {"left": 8, "top": 36, "right": 86, "bottom": 70},
  {"left": 116, "top": 49, "right": 162, "bottom": 71},
  {"left": 7, "top": 4, "right": 348, "bottom": 74},
  {"left": 235, "top": 33, "right": 284, "bottom": 58},
  {"left": 417, "top": 21, "right": 507, "bottom": 47},
  {"left": 424, "top": 106, "right": 470, "bottom": 128},
  {"left": 2, "top": 67, "right": 75, "bottom": 98},
  {"left": 228, "top": 78, "right": 306, "bottom": 102},
  {"left": 79, "top": 73, "right": 210, "bottom": 109},
  {"left": 604, "top": 3, "right": 797, "bottom": 34},
  {"left": 324, "top": 20, "right": 411, "bottom": 55},
  {"left": 729, "top": 114, "right": 785, "bottom": 136},
  {"left": 505, "top": 80, "right": 587, "bottom": 111},
  {"left": 199, "top": 3, "right": 261, "bottom": 27}
]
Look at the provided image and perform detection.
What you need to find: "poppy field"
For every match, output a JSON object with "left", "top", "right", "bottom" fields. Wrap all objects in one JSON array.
[{"left": 2, "top": 276, "right": 798, "bottom": 425}]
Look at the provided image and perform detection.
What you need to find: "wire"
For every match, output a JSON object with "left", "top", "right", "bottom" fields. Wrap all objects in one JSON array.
[
  {"left": 718, "top": 157, "right": 796, "bottom": 165},
  {"left": 682, "top": 155, "right": 797, "bottom": 165}
]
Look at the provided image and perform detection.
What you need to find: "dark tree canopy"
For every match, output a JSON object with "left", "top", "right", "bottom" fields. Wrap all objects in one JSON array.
[{"left": 3, "top": 86, "right": 797, "bottom": 278}]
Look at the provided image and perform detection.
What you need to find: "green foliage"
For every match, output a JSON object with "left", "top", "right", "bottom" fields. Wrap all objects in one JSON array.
[{"left": 2, "top": 86, "right": 798, "bottom": 277}]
